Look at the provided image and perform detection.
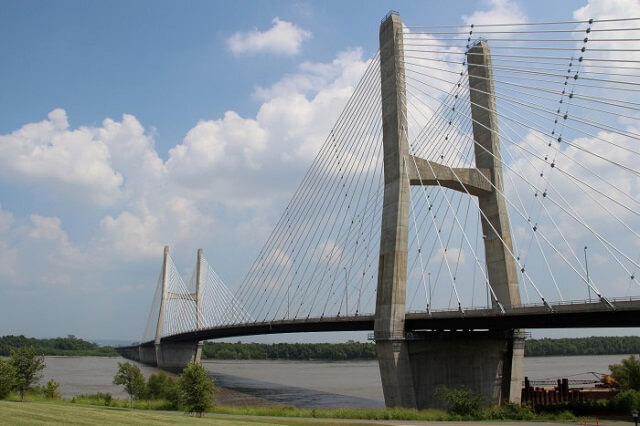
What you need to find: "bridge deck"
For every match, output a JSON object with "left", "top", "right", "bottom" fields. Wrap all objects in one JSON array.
[{"left": 129, "top": 299, "right": 640, "bottom": 345}]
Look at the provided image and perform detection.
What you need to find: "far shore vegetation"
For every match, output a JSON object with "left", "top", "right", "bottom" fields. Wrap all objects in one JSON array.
[
  {"left": 4, "top": 335, "right": 640, "bottom": 359},
  {"left": 201, "top": 336, "right": 640, "bottom": 360},
  {"left": 0, "top": 335, "right": 117, "bottom": 357}
]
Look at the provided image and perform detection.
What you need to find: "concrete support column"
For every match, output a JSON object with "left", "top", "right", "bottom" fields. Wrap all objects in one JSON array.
[
  {"left": 375, "top": 12, "right": 416, "bottom": 409},
  {"left": 467, "top": 40, "right": 523, "bottom": 404},
  {"left": 467, "top": 41, "right": 520, "bottom": 309},
  {"left": 155, "top": 245, "right": 170, "bottom": 345}
]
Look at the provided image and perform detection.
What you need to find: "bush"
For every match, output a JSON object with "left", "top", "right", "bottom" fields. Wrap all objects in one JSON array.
[
  {"left": 610, "top": 389, "right": 640, "bottom": 413},
  {"left": 179, "top": 362, "right": 215, "bottom": 416},
  {"left": 610, "top": 355, "right": 640, "bottom": 390},
  {"left": 42, "top": 379, "right": 60, "bottom": 399},
  {"left": 72, "top": 392, "right": 114, "bottom": 407},
  {"left": 482, "top": 402, "right": 535, "bottom": 420},
  {"left": 436, "top": 386, "right": 484, "bottom": 416},
  {"left": 0, "top": 359, "right": 16, "bottom": 399}
]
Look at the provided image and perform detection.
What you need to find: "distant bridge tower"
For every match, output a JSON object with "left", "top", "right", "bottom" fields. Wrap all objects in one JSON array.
[
  {"left": 148, "top": 246, "right": 203, "bottom": 370},
  {"left": 374, "top": 12, "right": 523, "bottom": 409}
]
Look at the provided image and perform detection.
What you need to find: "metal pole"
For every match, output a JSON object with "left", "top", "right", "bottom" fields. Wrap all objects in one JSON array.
[
  {"left": 427, "top": 272, "right": 432, "bottom": 314},
  {"left": 344, "top": 267, "right": 349, "bottom": 316},
  {"left": 584, "top": 245, "right": 591, "bottom": 302}
]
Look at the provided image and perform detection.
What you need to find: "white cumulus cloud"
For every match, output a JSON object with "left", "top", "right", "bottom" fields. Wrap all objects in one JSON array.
[
  {"left": 227, "top": 17, "right": 311, "bottom": 56},
  {"left": 463, "top": 0, "right": 527, "bottom": 27}
]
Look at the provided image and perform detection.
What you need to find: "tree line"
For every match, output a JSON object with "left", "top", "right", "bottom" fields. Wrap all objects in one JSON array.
[
  {"left": 0, "top": 335, "right": 117, "bottom": 357},
  {"left": 202, "top": 336, "right": 640, "bottom": 360},
  {"left": 525, "top": 336, "right": 640, "bottom": 357},
  {"left": 3, "top": 335, "right": 640, "bottom": 359},
  {"left": 202, "top": 341, "right": 377, "bottom": 360}
]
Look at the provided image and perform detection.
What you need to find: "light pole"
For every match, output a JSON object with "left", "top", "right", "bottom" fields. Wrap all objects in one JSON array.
[
  {"left": 427, "top": 272, "right": 432, "bottom": 314},
  {"left": 343, "top": 267, "right": 348, "bottom": 316},
  {"left": 584, "top": 245, "right": 592, "bottom": 302}
]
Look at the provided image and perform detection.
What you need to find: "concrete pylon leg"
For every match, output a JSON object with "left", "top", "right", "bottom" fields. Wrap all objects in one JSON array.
[
  {"left": 375, "top": 12, "right": 416, "bottom": 409},
  {"left": 467, "top": 40, "right": 523, "bottom": 404}
]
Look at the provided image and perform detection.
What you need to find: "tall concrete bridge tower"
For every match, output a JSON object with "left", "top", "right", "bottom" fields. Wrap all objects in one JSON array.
[{"left": 374, "top": 12, "right": 524, "bottom": 409}]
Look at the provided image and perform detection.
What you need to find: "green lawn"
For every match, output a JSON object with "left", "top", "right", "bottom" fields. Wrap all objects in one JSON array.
[{"left": 0, "top": 400, "right": 380, "bottom": 426}]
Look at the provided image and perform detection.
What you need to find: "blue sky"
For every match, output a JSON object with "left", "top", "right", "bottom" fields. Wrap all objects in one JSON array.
[{"left": 0, "top": 0, "right": 636, "bottom": 342}]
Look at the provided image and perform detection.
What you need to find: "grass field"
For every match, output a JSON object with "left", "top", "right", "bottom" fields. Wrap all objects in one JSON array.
[{"left": 0, "top": 400, "right": 383, "bottom": 426}]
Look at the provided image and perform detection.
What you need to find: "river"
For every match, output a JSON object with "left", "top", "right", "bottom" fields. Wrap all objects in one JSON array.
[{"left": 40, "top": 353, "right": 633, "bottom": 408}]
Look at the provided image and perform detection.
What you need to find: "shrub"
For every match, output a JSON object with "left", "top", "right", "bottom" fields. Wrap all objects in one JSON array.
[
  {"left": 436, "top": 385, "right": 484, "bottom": 416},
  {"left": 42, "top": 379, "right": 60, "bottom": 399},
  {"left": 610, "top": 355, "right": 640, "bottom": 390},
  {"left": 610, "top": 389, "right": 640, "bottom": 413}
]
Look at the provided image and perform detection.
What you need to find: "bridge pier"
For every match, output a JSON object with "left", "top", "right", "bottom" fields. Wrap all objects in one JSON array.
[
  {"left": 138, "top": 343, "right": 157, "bottom": 365},
  {"left": 407, "top": 331, "right": 524, "bottom": 408},
  {"left": 155, "top": 342, "right": 203, "bottom": 372}
]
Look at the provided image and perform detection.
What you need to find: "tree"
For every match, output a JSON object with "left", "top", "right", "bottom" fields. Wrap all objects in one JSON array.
[
  {"left": 610, "top": 355, "right": 640, "bottom": 390},
  {"left": 0, "top": 359, "right": 16, "bottom": 399},
  {"left": 113, "top": 362, "right": 146, "bottom": 406},
  {"left": 179, "top": 362, "right": 215, "bottom": 416},
  {"left": 9, "top": 346, "right": 45, "bottom": 401}
]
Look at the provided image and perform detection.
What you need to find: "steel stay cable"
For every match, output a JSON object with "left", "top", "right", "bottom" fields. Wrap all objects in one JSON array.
[
  {"left": 402, "top": 97, "right": 505, "bottom": 309},
  {"left": 344, "top": 127, "right": 384, "bottom": 316},
  {"left": 403, "top": 85, "right": 478, "bottom": 297},
  {"left": 405, "top": 79, "right": 597, "bottom": 304},
  {"left": 404, "top": 42, "right": 640, "bottom": 53},
  {"left": 270, "top": 68, "right": 383, "bottom": 320},
  {"left": 405, "top": 59, "right": 640, "bottom": 97},
  {"left": 480, "top": 88, "right": 640, "bottom": 213},
  {"left": 238, "top": 57, "right": 382, "bottom": 318},
  {"left": 497, "top": 112, "right": 640, "bottom": 268},
  {"left": 348, "top": 79, "right": 472, "bottom": 312},
  {"left": 405, "top": 53, "right": 640, "bottom": 76},
  {"left": 267, "top": 74, "right": 383, "bottom": 321},
  {"left": 404, "top": 17, "right": 640, "bottom": 29},
  {"left": 399, "top": 101, "right": 473, "bottom": 310},
  {"left": 274, "top": 91, "right": 384, "bottom": 320},
  {"left": 406, "top": 56, "right": 640, "bottom": 89},
  {"left": 236, "top": 63, "right": 380, "bottom": 317},
  {"left": 402, "top": 27, "right": 640, "bottom": 35},
  {"left": 405, "top": 56, "right": 640, "bottom": 112},
  {"left": 294, "top": 81, "right": 386, "bottom": 320},
  {"left": 142, "top": 270, "right": 164, "bottom": 342},
  {"left": 232, "top": 54, "right": 381, "bottom": 312},
  {"left": 405, "top": 72, "right": 640, "bottom": 179},
  {"left": 416, "top": 87, "right": 636, "bottom": 298},
  {"left": 404, "top": 92, "right": 483, "bottom": 306},
  {"left": 255, "top": 60, "right": 382, "bottom": 320},
  {"left": 411, "top": 72, "right": 640, "bottom": 280},
  {"left": 323, "top": 114, "right": 385, "bottom": 317},
  {"left": 404, "top": 90, "right": 482, "bottom": 305},
  {"left": 405, "top": 48, "right": 640, "bottom": 64}
]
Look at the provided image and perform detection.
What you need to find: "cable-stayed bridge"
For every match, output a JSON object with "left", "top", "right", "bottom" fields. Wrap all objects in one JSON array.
[{"left": 117, "top": 12, "right": 640, "bottom": 409}]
